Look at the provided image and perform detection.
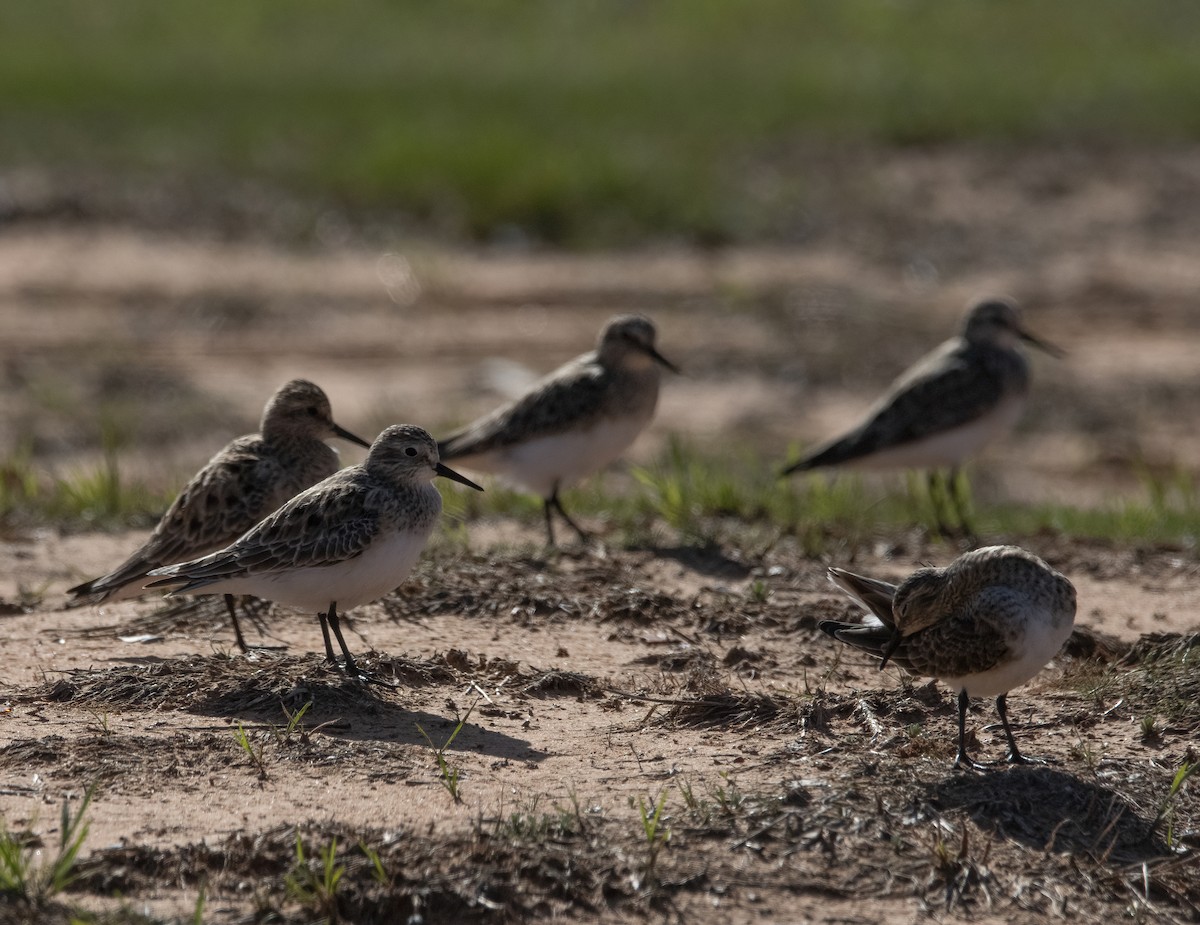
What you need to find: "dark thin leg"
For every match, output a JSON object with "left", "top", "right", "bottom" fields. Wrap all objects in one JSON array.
[
  {"left": 927, "top": 471, "right": 954, "bottom": 539},
  {"left": 224, "top": 594, "right": 250, "bottom": 654},
  {"left": 325, "top": 602, "right": 361, "bottom": 679},
  {"left": 996, "top": 693, "right": 1040, "bottom": 764},
  {"left": 948, "top": 467, "right": 978, "bottom": 544},
  {"left": 542, "top": 498, "right": 557, "bottom": 547},
  {"left": 953, "top": 689, "right": 986, "bottom": 771},
  {"left": 549, "top": 485, "right": 590, "bottom": 544},
  {"left": 318, "top": 610, "right": 338, "bottom": 663}
]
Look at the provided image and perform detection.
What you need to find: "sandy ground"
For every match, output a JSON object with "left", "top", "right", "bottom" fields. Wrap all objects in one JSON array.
[
  {"left": 2, "top": 530, "right": 1199, "bottom": 923},
  {"left": 2, "top": 146, "right": 1200, "bottom": 922}
]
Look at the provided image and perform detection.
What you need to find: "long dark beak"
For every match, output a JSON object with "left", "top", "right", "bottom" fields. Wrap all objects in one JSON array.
[
  {"left": 436, "top": 461, "right": 484, "bottom": 491},
  {"left": 646, "top": 345, "right": 680, "bottom": 374},
  {"left": 1019, "top": 328, "right": 1065, "bottom": 359},
  {"left": 332, "top": 423, "right": 373, "bottom": 449}
]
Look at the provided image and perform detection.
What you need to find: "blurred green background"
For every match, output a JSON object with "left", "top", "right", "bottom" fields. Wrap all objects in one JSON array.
[{"left": 3, "top": 0, "right": 1200, "bottom": 245}]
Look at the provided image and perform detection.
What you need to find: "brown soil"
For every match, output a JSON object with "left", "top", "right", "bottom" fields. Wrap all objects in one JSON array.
[{"left": 2, "top": 146, "right": 1200, "bottom": 923}]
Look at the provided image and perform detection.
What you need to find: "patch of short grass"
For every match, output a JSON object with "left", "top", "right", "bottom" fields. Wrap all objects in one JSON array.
[
  {"left": 1077, "top": 634, "right": 1200, "bottom": 731},
  {"left": 0, "top": 441, "right": 170, "bottom": 530},
  {"left": 3, "top": 2, "right": 1200, "bottom": 242},
  {"left": 12, "top": 426, "right": 1200, "bottom": 551},
  {"left": 284, "top": 832, "right": 346, "bottom": 923},
  {"left": 485, "top": 794, "right": 583, "bottom": 844},
  {"left": 0, "top": 785, "right": 94, "bottom": 911},
  {"left": 437, "top": 434, "right": 922, "bottom": 553},
  {"left": 442, "top": 437, "right": 1200, "bottom": 552},
  {"left": 978, "top": 501, "right": 1200, "bottom": 550}
]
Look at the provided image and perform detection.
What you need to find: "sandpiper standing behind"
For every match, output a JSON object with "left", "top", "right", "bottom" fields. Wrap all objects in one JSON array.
[
  {"left": 146, "top": 424, "right": 483, "bottom": 678},
  {"left": 438, "top": 314, "right": 678, "bottom": 546},
  {"left": 68, "top": 379, "right": 371, "bottom": 650},
  {"left": 781, "top": 299, "right": 1062, "bottom": 537},
  {"left": 820, "top": 545, "right": 1077, "bottom": 770}
]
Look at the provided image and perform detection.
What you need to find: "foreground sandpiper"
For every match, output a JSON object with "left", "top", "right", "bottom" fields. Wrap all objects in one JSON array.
[
  {"left": 145, "top": 424, "right": 483, "bottom": 678},
  {"left": 68, "top": 379, "right": 371, "bottom": 650},
  {"left": 781, "top": 299, "right": 1062, "bottom": 537},
  {"left": 437, "top": 314, "right": 678, "bottom": 546},
  {"left": 819, "top": 545, "right": 1077, "bottom": 770}
]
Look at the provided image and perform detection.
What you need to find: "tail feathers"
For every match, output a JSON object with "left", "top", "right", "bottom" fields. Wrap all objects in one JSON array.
[
  {"left": 143, "top": 576, "right": 201, "bottom": 595},
  {"left": 66, "top": 561, "right": 154, "bottom": 606},
  {"left": 779, "top": 458, "right": 814, "bottom": 477},
  {"left": 826, "top": 567, "right": 897, "bottom": 628},
  {"left": 143, "top": 564, "right": 223, "bottom": 596},
  {"left": 65, "top": 579, "right": 107, "bottom": 607},
  {"left": 818, "top": 620, "right": 895, "bottom": 660},
  {"left": 780, "top": 436, "right": 863, "bottom": 477},
  {"left": 66, "top": 577, "right": 99, "bottom": 598}
]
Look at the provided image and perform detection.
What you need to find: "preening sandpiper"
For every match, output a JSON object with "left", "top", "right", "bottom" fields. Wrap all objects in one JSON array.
[
  {"left": 68, "top": 379, "right": 371, "bottom": 650},
  {"left": 820, "top": 545, "right": 1077, "bottom": 770},
  {"left": 781, "top": 299, "right": 1062, "bottom": 537},
  {"left": 145, "top": 424, "right": 483, "bottom": 678},
  {"left": 438, "top": 314, "right": 677, "bottom": 546}
]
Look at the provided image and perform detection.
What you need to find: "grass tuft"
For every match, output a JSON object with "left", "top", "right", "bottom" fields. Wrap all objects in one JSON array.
[
  {"left": 1, "top": 440, "right": 171, "bottom": 530},
  {"left": 442, "top": 438, "right": 1200, "bottom": 553},
  {"left": 415, "top": 695, "right": 482, "bottom": 803},
  {"left": 285, "top": 832, "right": 345, "bottom": 922},
  {"left": 632, "top": 788, "right": 671, "bottom": 890},
  {"left": 1151, "top": 758, "right": 1198, "bottom": 847},
  {"left": 0, "top": 784, "right": 95, "bottom": 906}
]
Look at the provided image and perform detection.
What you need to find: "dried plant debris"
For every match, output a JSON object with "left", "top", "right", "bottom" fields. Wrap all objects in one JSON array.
[
  {"left": 60, "top": 594, "right": 275, "bottom": 640},
  {"left": 0, "top": 729, "right": 422, "bottom": 793},
  {"left": 928, "top": 766, "right": 1169, "bottom": 863},
  {"left": 519, "top": 669, "right": 600, "bottom": 698},
  {"left": 1078, "top": 633, "right": 1200, "bottom": 732},
  {"left": 387, "top": 555, "right": 706, "bottom": 628},
  {"left": 17, "top": 648, "right": 603, "bottom": 721},
  {"left": 658, "top": 690, "right": 791, "bottom": 730},
  {"left": 63, "top": 769, "right": 1199, "bottom": 925},
  {"left": 26, "top": 654, "right": 395, "bottom": 717},
  {"left": 1060, "top": 625, "right": 1131, "bottom": 662}
]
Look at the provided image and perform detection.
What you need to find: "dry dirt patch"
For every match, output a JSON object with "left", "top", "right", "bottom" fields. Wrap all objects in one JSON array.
[
  {"left": 5, "top": 150, "right": 1200, "bottom": 919},
  {"left": 1, "top": 534, "right": 1198, "bottom": 923}
]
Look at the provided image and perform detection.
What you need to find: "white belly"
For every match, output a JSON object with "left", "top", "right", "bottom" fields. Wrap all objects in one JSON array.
[
  {"left": 455, "top": 413, "right": 651, "bottom": 498},
  {"left": 942, "top": 610, "right": 1075, "bottom": 698},
  {"left": 195, "top": 528, "right": 431, "bottom": 614},
  {"left": 848, "top": 395, "right": 1025, "bottom": 470}
]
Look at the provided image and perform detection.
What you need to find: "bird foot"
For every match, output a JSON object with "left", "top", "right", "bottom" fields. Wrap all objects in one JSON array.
[
  {"left": 952, "top": 753, "right": 990, "bottom": 772},
  {"left": 1005, "top": 750, "right": 1050, "bottom": 766},
  {"left": 321, "top": 655, "right": 399, "bottom": 688},
  {"left": 322, "top": 653, "right": 358, "bottom": 674},
  {"left": 358, "top": 672, "right": 400, "bottom": 689}
]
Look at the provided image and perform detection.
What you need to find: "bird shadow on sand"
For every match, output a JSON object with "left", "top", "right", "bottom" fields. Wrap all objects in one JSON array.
[
  {"left": 636, "top": 541, "right": 753, "bottom": 581},
  {"left": 190, "top": 653, "right": 551, "bottom": 762},
  {"left": 924, "top": 765, "right": 1171, "bottom": 864},
  {"left": 27, "top": 651, "right": 550, "bottom": 763}
]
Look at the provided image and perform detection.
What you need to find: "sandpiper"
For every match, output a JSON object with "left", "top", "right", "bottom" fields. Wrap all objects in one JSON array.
[
  {"left": 820, "top": 545, "right": 1077, "bottom": 770},
  {"left": 781, "top": 299, "right": 1062, "bottom": 537},
  {"left": 437, "top": 314, "right": 677, "bottom": 546},
  {"left": 145, "top": 424, "right": 483, "bottom": 678},
  {"left": 68, "top": 379, "right": 371, "bottom": 651}
]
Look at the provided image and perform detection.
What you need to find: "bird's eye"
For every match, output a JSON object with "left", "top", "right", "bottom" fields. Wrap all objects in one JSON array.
[
  {"left": 307, "top": 406, "right": 320, "bottom": 417},
  {"left": 404, "top": 446, "right": 418, "bottom": 457}
]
